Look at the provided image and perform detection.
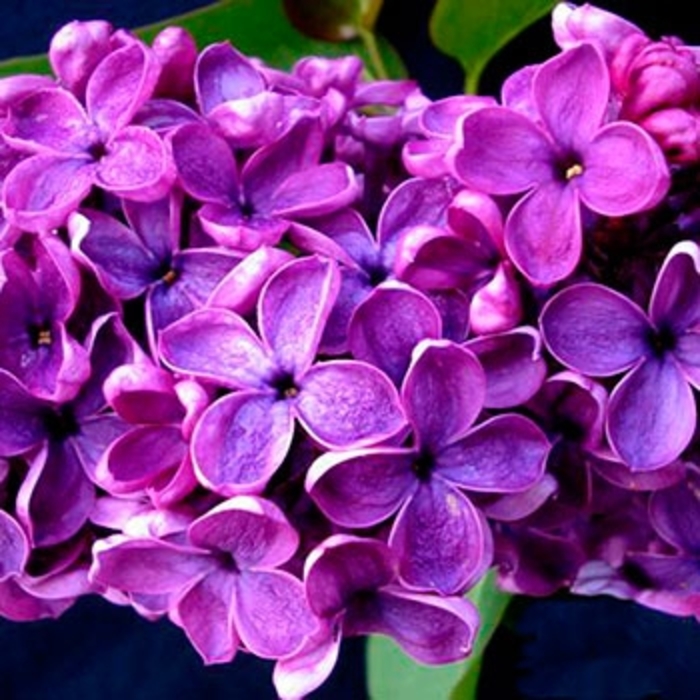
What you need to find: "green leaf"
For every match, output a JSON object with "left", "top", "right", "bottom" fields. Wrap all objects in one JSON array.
[
  {"left": 430, "top": 0, "right": 557, "bottom": 93},
  {"left": 366, "top": 570, "right": 512, "bottom": 700},
  {"left": 0, "top": 0, "right": 403, "bottom": 80}
]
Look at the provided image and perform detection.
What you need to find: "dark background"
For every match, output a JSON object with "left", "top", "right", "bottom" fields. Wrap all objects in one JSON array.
[{"left": 2, "top": 1, "right": 700, "bottom": 698}]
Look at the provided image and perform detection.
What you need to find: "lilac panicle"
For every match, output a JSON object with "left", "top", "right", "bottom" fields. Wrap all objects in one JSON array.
[
  {"left": 450, "top": 42, "right": 670, "bottom": 285},
  {"left": 541, "top": 241, "right": 700, "bottom": 470}
]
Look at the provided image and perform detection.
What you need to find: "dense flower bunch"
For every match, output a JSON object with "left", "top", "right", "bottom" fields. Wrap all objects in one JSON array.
[{"left": 1, "top": 2, "right": 700, "bottom": 696}]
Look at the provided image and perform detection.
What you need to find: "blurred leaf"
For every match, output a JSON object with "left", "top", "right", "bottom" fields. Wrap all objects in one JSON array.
[
  {"left": 367, "top": 570, "right": 512, "bottom": 700},
  {"left": 430, "top": 0, "right": 557, "bottom": 93},
  {"left": 0, "top": 0, "right": 403, "bottom": 79},
  {"left": 451, "top": 570, "right": 512, "bottom": 698},
  {"left": 282, "top": 0, "right": 383, "bottom": 41}
]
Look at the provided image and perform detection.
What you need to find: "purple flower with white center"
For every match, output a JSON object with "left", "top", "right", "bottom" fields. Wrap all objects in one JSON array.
[
  {"left": 274, "top": 534, "right": 479, "bottom": 699},
  {"left": 69, "top": 194, "right": 241, "bottom": 356},
  {"left": 90, "top": 495, "right": 318, "bottom": 664},
  {"left": 541, "top": 240, "right": 700, "bottom": 470},
  {"left": 159, "top": 255, "right": 406, "bottom": 496},
  {"left": 2, "top": 42, "right": 174, "bottom": 232},
  {"left": 450, "top": 42, "right": 670, "bottom": 285},
  {"left": 306, "top": 339, "right": 550, "bottom": 594},
  {"left": 170, "top": 117, "right": 358, "bottom": 253},
  {"left": 0, "top": 314, "right": 138, "bottom": 545},
  {"left": 0, "top": 235, "right": 89, "bottom": 402}
]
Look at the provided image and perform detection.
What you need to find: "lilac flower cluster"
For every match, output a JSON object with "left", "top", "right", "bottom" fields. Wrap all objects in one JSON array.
[{"left": 1, "top": 2, "right": 700, "bottom": 695}]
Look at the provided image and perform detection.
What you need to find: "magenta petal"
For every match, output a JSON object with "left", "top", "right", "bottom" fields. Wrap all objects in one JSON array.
[
  {"left": 402, "top": 340, "right": 486, "bottom": 450},
  {"left": 170, "top": 123, "right": 238, "bottom": 203},
  {"left": 195, "top": 42, "right": 265, "bottom": 114},
  {"left": 273, "top": 622, "right": 341, "bottom": 700},
  {"left": 96, "top": 126, "right": 173, "bottom": 200},
  {"left": 297, "top": 360, "right": 406, "bottom": 449},
  {"left": 192, "top": 391, "right": 294, "bottom": 496},
  {"left": 540, "top": 283, "right": 650, "bottom": 375},
  {"left": 86, "top": 43, "right": 160, "bottom": 133},
  {"left": 607, "top": 357, "right": 695, "bottom": 470},
  {"left": 389, "top": 480, "right": 490, "bottom": 594},
  {"left": 348, "top": 283, "right": 442, "bottom": 386},
  {"left": 69, "top": 209, "right": 159, "bottom": 298},
  {"left": 649, "top": 473, "right": 700, "bottom": 553},
  {"left": 306, "top": 448, "right": 416, "bottom": 528},
  {"left": 466, "top": 326, "right": 547, "bottom": 408},
  {"left": 0, "top": 512, "right": 29, "bottom": 581},
  {"left": 365, "top": 587, "right": 478, "bottom": 664},
  {"left": 99, "top": 425, "right": 186, "bottom": 494},
  {"left": 260, "top": 256, "right": 340, "bottom": 374},
  {"left": 175, "top": 570, "right": 238, "bottom": 664},
  {"left": 271, "top": 163, "right": 358, "bottom": 218},
  {"left": 505, "top": 181, "right": 581, "bottom": 285},
  {"left": 675, "top": 334, "right": 700, "bottom": 389},
  {"left": 16, "top": 442, "right": 95, "bottom": 547},
  {"left": 7, "top": 88, "right": 92, "bottom": 154},
  {"left": 91, "top": 536, "right": 213, "bottom": 594},
  {"left": 3, "top": 155, "right": 94, "bottom": 232},
  {"left": 159, "top": 308, "right": 273, "bottom": 389},
  {"left": 188, "top": 496, "right": 298, "bottom": 569},
  {"left": 451, "top": 107, "right": 554, "bottom": 194},
  {"left": 580, "top": 122, "right": 669, "bottom": 215},
  {"left": 234, "top": 569, "right": 317, "bottom": 658},
  {"left": 534, "top": 43, "right": 608, "bottom": 149},
  {"left": 437, "top": 414, "right": 549, "bottom": 492},
  {"left": 649, "top": 241, "right": 700, "bottom": 332}
]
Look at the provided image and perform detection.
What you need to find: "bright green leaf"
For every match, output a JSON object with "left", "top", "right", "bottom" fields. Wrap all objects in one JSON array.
[
  {"left": 430, "top": 0, "right": 557, "bottom": 93},
  {"left": 0, "top": 0, "right": 403, "bottom": 80},
  {"left": 367, "top": 570, "right": 512, "bottom": 700}
]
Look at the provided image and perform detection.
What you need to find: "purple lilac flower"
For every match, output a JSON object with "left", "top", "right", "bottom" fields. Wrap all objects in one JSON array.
[
  {"left": 307, "top": 339, "right": 550, "bottom": 594},
  {"left": 450, "top": 42, "right": 669, "bottom": 285},
  {"left": 69, "top": 194, "right": 241, "bottom": 355},
  {"left": 541, "top": 240, "right": 700, "bottom": 470},
  {"left": 91, "top": 495, "right": 318, "bottom": 663},
  {"left": 159, "top": 255, "right": 406, "bottom": 496},
  {"left": 274, "top": 534, "right": 479, "bottom": 699},
  {"left": 0, "top": 315, "right": 138, "bottom": 545},
  {"left": 0, "top": 235, "right": 89, "bottom": 402},
  {"left": 170, "top": 117, "right": 358, "bottom": 252},
  {"left": 2, "top": 41, "right": 174, "bottom": 231}
]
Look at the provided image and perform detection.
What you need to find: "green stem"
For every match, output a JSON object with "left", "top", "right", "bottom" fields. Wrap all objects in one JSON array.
[
  {"left": 464, "top": 64, "right": 483, "bottom": 95},
  {"left": 359, "top": 26, "right": 389, "bottom": 80}
]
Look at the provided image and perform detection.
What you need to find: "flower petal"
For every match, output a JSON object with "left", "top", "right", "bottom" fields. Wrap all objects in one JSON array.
[
  {"left": 0, "top": 512, "right": 29, "bottom": 581},
  {"left": 437, "top": 414, "right": 549, "bottom": 492},
  {"left": 174, "top": 569, "right": 238, "bottom": 664},
  {"left": 306, "top": 448, "right": 415, "bottom": 528},
  {"left": 580, "top": 122, "right": 669, "bottom": 216},
  {"left": 189, "top": 496, "right": 298, "bottom": 569},
  {"left": 607, "top": 357, "right": 695, "bottom": 470},
  {"left": 505, "top": 181, "right": 581, "bottom": 285},
  {"left": 259, "top": 256, "right": 339, "bottom": 374},
  {"left": 297, "top": 360, "right": 406, "bottom": 449},
  {"left": 451, "top": 106, "right": 553, "bottom": 194},
  {"left": 389, "top": 479, "right": 490, "bottom": 594},
  {"left": 402, "top": 340, "right": 485, "bottom": 450},
  {"left": 348, "top": 283, "right": 442, "bottom": 386},
  {"left": 192, "top": 391, "right": 294, "bottom": 496},
  {"left": 540, "top": 283, "right": 650, "bottom": 375},
  {"left": 234, "top": 569, "right": 317, "bottom": 658},
  {"left": 159, "top": 307, "right": 272, "bottom": 389}
]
